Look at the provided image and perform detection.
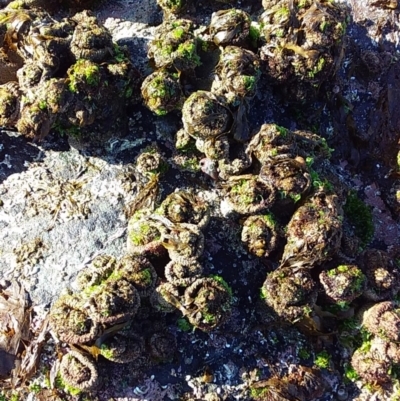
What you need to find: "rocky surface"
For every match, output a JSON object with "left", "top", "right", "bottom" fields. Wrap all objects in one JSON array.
[{"left": 1, "top": 0, "right": 400, "bottom": 400}]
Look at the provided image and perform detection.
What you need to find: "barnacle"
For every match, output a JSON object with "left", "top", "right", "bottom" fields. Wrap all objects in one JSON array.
[
  {"left": 250, "top": 376, "right": 299, "bottom": 401},
  {"left": 241, "top": 214, "right": 280, "bottom": 258},
  {"left": 351, "top": 343, "right": 392, "bottom": 385},
  {"left": 358, "top": 249, "right": 400, "bottom": 301},
  {"left": 217, "top": 142, "right": 253, "bottom": 179},
  {"left": 84, "top": 278, "right": 140, "bottom": 325},
  {"left": 16, "top": 102, "right": 54, "bottom": 140},
  {"left": 259, "top": 0, "right": 347, "bottom": 102},
  {"left": 198, "top": 129, "right": 249, "bottom": 177},
  {"left": 251, "top": 365, "right": 328, "bottom": 401},
  {"left": 49, "top": 292, "right": 99, "bottom": 344},
  {"left": 59, "top": 350, "right": 99, "bottom": 392},
  {"left": 165, "top": 259, "right": 203, "bottom": 287},
  {"left": 182, "top": 90, "right": 232, "bottom": 140},
  {"left": 0, "top": 81, "right": 20, "bottom": 127},
  {"left": 246, "top": 123, "right": 297, "bottom": 165},
  {"left": 148, "top": 19, "right": 200, "bottom": 71},
  {"left": 100, "top": 331, "right": 145, "bottom": 364},
  {"left": 74, "top": 255, "right": 116, "bottom": 291},
  {"left": 361, "top": 301, "right": 400, "bottom": 341},
  {"left": 150, "top": 281, "right": 181, "bottom": 313},
  {"left": 183, "top": 277, "right": 232, "bottom": 331},
  {"left": 319, "top": 264, "right": 366, "bottom": 306},
  {"left": 209, "top": 9, "right": 251, "bottom": 47},
  {"left": 17, "top": 60, "right": 44, "bottom": 88},
  {"left": 281, "top": 192, "right": 343, "bottom": 269},
  {"left": 261, "top": 267, "right": 318, "bottom": 324},
  {"left": 114, "top": 255, "right": 157, "bottom": 297},
  {"left": 135, "top": 148, "right": 167, "bottom": 178},
  {"left": 211, "top": 45, "right": 260, "bottom": 105},
  {"left": 127, "top": 212, "right": 166, "bottom": 256},
  {"left": 70, "top": 11, "right": 113, "bottom": 63},
  {"left": 293, "top": 129, "right": 333, "bottom": 160},
  {"left": 149, "top": 331, "right": 177, "bottom": 362},
  {"left": 141, "top": 70, "right": 184, "bottom": 116},
  {"left": 163, "top": 223, "right": 205, "bottom": 265},
  {"left": 287, "top": 366, "right": 328, "bottom": 400},
  {"left": 157, "top": 190, "right": 210, "bottom": 229},
  {"left": 222, "top": 174, "right": 276, "bottom": 215},
  {"left": 16, "top": 77, "right": 69, "bottom": 139},
  {"left": 259, "top": 157, "right": 311, "bottom": 208}
]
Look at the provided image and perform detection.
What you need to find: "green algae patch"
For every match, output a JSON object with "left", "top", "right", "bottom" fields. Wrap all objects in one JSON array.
[
  {"left": 68, "top": 60, "right": 101, "bottom": 93},
  {"left": 343, "top": 190, "right": 374, "bottom": 248}
]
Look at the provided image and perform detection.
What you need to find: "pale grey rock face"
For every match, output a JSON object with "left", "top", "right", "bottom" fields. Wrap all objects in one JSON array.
[{"left": 0, "top": 148, "right": 137, "bottom": 305}]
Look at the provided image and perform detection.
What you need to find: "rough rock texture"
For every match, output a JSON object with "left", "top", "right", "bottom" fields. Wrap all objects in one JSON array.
[{"left": 1, "top": 0, "right": 400, "bottom": 400}]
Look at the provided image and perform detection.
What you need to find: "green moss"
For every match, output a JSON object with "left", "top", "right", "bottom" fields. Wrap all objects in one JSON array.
[
  {"left": 138, "top": 268, "right": 152, "bottom": 285},
  {"left": 53, "top": 122, "right": 82, "bottom": 138},
  {"left": 242, "top": 75, "right": 257, "bottom": 92},
  {"left": 298, "top": 348, "right": 311, "bottom": 359},
  {"left": 275, "top": 124, "right": 288, "bottom": 137},
  {"left": 68, "top": 60, "right": 101, "bottom": 93},
  {"left": 113, "top": 44, "right": 128, "bottom": 63},
  {"left": 336, "top": 300, "right": 349, "bottom": 310},
  {"left": 231, "top": 179, "right": 260, "bottom": 205},
  {"left": 249, "top": 24, "right": 261, "bottom": 47},
  {"left": 180, "top": 156, "right": 200, "bottom": 172},
  {"left": 275, "top": 6, "right": 290, "bottom": 18},
  {"left": 38, "top": 100, "right": 47, "bottom": 111},
  {"left": 250, "top": 386, "right": 269, "bottom": 399},
  {"left": 149, "top": 76, "right": 171, "bottom": 99},
  {"left": 359, "top": 328, "right": 373, "bottom": 353},
  {"left": 203, "top": 311, "right": 217, "bottom": 324},
  {"left": 260, "top": 286, "right": 268, "bottom": 299},
  {"left": 172, "top": 26, "right": 185, "bottom": 39},
  {"left": 176, "top": 41, "right": 201, "bottom": 66},
  {"left": 308, "top": 57, "right": 326, "bottom": 78},
  {"left": 29, "top": 382, "right": 42, "bottom": 394},
  {"left": 129, "top": 222, "right": 160, "bottom": 246},
  {"left": 210, "top": 275, "right": 233, "bottom": 299},
  {"left": 168, "top": 0, "right": 183, "bottom": 7},
  {"left": 319, "top": 20, "right": 330, "bottom": 32},
  {"left": 343, "top": 191, "right": 374, "bottom": 248},
  {"left": 7, "top": 1, "right": 24, "bottom": 9},
  {"left": 100, "top": 343, "right": 115, "bottom": 360},
  {"left": 177, "top": 317, "right": 192, "bottom": 332},
  {"left": 108, "top": 270, "right": 123, "bottom": 281},
  {"left": 314, "top": 350, "right": 330, "bottom": 369},
  {"left": 262, "top": 213, "right": 276, "bottom": 227},
  {"left": 344, "top": 363, "right": 360, "bottom": 382},
  {"left": 55, "top": 373, "right": 81, "bottom": 396},
  {"left": 305, "top": 157, "right": 333, "bottom": 192}
]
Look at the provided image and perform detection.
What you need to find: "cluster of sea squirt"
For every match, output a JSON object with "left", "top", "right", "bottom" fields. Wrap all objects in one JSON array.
[
  {"left": 48, "top": 147, "right": 234, "bottom": 393},
  {"left": 4, "top": 0, "right": 400, "bottom": 396},
  {"left": 49, "top": 252, "right": 180, "bottom": 392},
  {"left": 146, "top": 0, "right": 400, "bottom": 394},
  {"left": 0, "top": 2, "right": 141, "bottom": 140}
]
